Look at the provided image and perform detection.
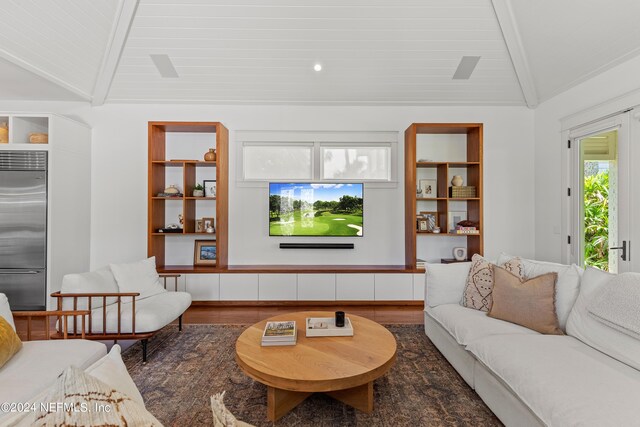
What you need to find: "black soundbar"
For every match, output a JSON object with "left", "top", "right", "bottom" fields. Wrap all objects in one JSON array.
[{"left": 279, "top": 243, "right": 355, "bottom": 249}]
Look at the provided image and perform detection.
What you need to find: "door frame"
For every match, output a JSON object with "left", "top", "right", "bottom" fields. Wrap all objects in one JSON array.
[{"left": 561, "top": 112, "right": 630, "bottom": 270}]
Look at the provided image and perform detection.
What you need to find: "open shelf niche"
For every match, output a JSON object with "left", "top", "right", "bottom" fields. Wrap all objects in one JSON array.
[
  {"left": 404, "top": 123, "right": 483, "bottom": 270},
  {"left": 148, "top": 122, "right": 228, "bottom": 272}
]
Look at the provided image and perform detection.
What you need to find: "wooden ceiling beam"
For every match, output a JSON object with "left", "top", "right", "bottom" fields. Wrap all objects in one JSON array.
[
  {"left": 91, "top": 0, "right": 139, "bottom": 106},
  {"left": 491, "top": 0, "right": 539, "bottom": 109}
]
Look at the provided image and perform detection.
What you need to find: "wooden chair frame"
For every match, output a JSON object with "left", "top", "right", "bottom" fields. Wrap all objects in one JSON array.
[
  {"left": 12, "top": 310, "right": 90, "bottom": 341},
  {"left": 50, "top": 289, "right": 183, "bottom": 362}
]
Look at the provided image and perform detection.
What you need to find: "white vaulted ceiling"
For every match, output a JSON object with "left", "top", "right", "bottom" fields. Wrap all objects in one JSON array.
[
  {"left": 0, "top": 0, "right": 118, "bottom": 100},
  {"left": 1, "top": 0, "right": 640, "bottom": 106},
  {"left": 109, "top": 0, "right": 524, "bottom": 104}
]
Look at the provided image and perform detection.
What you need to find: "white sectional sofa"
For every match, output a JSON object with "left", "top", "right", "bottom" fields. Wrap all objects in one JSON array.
[{"left": 424, "top": 256, "right": 640, "bottom": 427}]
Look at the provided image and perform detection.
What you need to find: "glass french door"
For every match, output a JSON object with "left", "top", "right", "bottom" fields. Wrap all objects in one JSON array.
[{"left": 569, "top": 113, "right": 631, "bottom": 273}]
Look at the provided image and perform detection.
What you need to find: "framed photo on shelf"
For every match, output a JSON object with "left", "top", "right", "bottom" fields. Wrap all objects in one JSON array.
[
  {"left": 418, "top": 219, "right": 428, "bottom": 231},
  {"left": 194, "top": 240, "right": 217, "bottom": 266},
  {"left": 195, "top": 219, "right": 204, "bottom": 233},
  {"left": 420, "top": 211, "right": 438, "bottom": 232},
  {"left": 202, "top": 217, "right": 215, "bottom": 233},
  {"left": 448, "top": 211, "right": 467, "bottom": 232},
  {"left": 203, "top": 180, "right": 217, "bottom": 198},
  {"left": 419, "top": 179, "right": 437, "bottom": 198}
]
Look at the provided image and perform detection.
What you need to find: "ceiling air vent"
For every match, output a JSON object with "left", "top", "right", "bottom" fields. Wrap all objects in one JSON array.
[{"left": 453, "top": 56, "right": 481, "bottom": 80}]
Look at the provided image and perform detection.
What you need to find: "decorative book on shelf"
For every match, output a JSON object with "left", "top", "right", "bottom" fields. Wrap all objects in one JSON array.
[
  {"left": 261, "top": 321, "right": 297, "bottom": 346},
  {"left": 449, "top": 186, "right": 476, "bottom": 198},
  {"left": 305, "top": 317, "right": 354, "bottom": 337}
]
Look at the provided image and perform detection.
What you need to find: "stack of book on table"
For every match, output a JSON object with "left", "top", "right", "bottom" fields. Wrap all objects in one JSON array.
[
  {"left": 261, "top": 320, "right": 297, "bottom": 346},
  {"left": 455, "top": 226, "right": 479, "bottom": 235},
  {"left": 416, "top": 258, "right": 426, "bottom": 269}
]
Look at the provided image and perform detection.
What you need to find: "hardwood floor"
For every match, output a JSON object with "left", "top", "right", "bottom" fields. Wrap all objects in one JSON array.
[{"left": 14, "top": 304, "right": 424, "bottom": 340}]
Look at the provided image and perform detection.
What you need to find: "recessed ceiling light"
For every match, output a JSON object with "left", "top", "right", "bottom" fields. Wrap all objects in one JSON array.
[
  {"left": 453, "top": 56, "right": 481, "bottom": 80},
  {"left": 150, "top": 54, "right": 179, "bottom": 78},
  {"left": 314, "top": 64, "right": 322, "bottom": 72}
]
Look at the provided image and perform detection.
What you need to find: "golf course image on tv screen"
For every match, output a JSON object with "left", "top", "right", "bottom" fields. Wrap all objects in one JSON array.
[{"left": 269, "top": 183, "right": 364, "bottom": 236}]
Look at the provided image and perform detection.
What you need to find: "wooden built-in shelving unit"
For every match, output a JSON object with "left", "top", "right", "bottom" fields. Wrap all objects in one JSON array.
[
  {"left": 404, "top": 123, "right": 483, "bottom": 270},
  {"left": 148, "top": 121, "right": 228, "bottom": 272}
]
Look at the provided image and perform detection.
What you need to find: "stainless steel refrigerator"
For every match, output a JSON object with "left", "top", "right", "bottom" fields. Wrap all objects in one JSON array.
[{"left": 0, "top": 151, "right": 47, "bottom": 310}]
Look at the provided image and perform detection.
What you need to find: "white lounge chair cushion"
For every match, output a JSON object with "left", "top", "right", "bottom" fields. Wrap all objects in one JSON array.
[
  {"left": 0, "top": 339, "right": 106, "bottom": 405},
  {"left": 497, "top": 253, "right": 582, "bottom": 330},
  {"left": 567, "top": 267, "right": 640, "bottom": 371},
  {"left": 60, "top": 267, "right": 120, "bottom": 310},
  {"left": 110, "top": 256, "right": 167, "bottom": 302},
  {"left": 61, "top": 290, "right": 192, "bottom": 334},
  {"left": 0, "top": 293, "right": 15, "bottom": 331},
  {"left": 466, "top": 334, "right": 640, "bottom": 427},
  {"left": 425, "top": 303, "right": 536, "bottom": 346}
]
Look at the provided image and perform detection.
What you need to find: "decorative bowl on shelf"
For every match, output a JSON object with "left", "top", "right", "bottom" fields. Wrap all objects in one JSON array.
[{"left": 29, "top": 132, "right": 48, "bottom": 144}]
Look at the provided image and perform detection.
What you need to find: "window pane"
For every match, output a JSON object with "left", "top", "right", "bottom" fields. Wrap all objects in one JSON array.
[
  {"left": 322, "top": 146, "right": 390, "bottom": 180},
  {"left": 243, "top": 145, "right": 312, "bottom": 180}
]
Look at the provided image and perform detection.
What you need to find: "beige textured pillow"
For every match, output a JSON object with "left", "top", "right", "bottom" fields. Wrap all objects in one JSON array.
[
  {"left": 489, "top": 266, "right": 563, "bottom": 335},
  {"left": 0, "top": 315, "right": 22, "bottom": 368},
  {"left": 30, "top": 366, "right": 161, "bottom": 426},
  {"left": 462, "top": 254, "right": 524, "bottom": 311}
]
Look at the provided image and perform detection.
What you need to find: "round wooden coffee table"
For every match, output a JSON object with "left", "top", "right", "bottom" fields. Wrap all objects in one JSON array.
[{"left": 236, "top": 311, "right": 397, "bottom": 421}]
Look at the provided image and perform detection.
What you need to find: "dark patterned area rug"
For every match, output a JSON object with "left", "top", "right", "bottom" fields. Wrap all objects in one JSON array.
[{"left": 122, "top": 324, "right": 501, "bottom": 426}]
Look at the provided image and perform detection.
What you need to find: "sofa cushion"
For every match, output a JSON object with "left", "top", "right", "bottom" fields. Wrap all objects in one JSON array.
[
  {"left": 567, "top": 267, "right": 640, "bottom": 371},
  {"left": 462, "top": 254, "right": 524, "bottom": 311},
  {"left": 426, "top": 262, "right": 472, "bottom": 307},
  {"left": 60, "top": 290, "right": 192, "bottom": 334},
  {"left": 587, "top": 272, "right": 640, "bottom": 338},
  {"left": 0, "top": 339, "right": 106, "bottom": 405},
  {"left": 466, "top": 334, "right": 640, "bottom": 427},
  {"left": 87, "top": 344, "right": 145, "bottom": 407},
  {"left": 28, "top": 367, "right": 161, "bottom": 426},
  {"left": 497, "top": 253, "right": 581, "bottom": 330},
  {"left": 489, "top": 267, "right": 563, "bottom": 335},
  {"left": 0, "top": 293, "right": 15, "bottom": 331},
  {"left": 61, "top": 266, "right": 120, "bottom": 310},
  {"left": 110, "top": 256, "right": 167, "bottom": 302},
  {"left": 0, "top": 316, "right": 22, "bottom": 368},
  {"left": 425, "top": 304, "right": 537, "bottom": 346}
]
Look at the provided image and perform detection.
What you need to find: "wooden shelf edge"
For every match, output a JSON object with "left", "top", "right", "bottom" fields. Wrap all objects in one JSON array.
[
  {"left": 417, "top": 232, "right": 480, "bottom": 236},
  {"left": 157, "top": 265, "right": 423, "bottom": 274},
  {"left": 191, "top": 300, "right": 424, "bottom": 307}
]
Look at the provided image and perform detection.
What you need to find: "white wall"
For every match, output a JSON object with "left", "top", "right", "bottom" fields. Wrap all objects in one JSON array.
[
  {"left": 0, "top": 101, "right": 535, "bottom": 268},
  {"left": 534, "top": 55, "right": 640, "bottom": 262}
]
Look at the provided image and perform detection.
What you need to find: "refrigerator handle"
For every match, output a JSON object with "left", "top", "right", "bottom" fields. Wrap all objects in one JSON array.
[{"left": 0, "top": 271, "right": 40, "bottom": 274}]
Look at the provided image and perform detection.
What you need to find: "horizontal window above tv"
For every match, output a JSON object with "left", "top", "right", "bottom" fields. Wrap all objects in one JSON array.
[{"left": 238, "top": 131, "right": 397, "bottom": 184}]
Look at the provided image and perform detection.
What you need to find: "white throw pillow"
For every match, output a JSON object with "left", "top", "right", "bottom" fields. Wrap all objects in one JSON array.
[
  {"left": 567, "top": 267, "right": 640, "bottom": 371},
  {"left": 87, "top": 344, "right": 145, "bottom": 406},
  {"left": 110, "top": 257, "right": 166, "bottom": 302},
  {"left": 425, "top": 262, "right": 472, "bottom": 307},
  {"left": 61, "top": 267, "right": 120, "bottom": 310},
  {"left": 497, "top": 253, "right": 581, "bottom": 330},
  {"left": 0, "top": 293, "right": 15, "bottom": 331}
]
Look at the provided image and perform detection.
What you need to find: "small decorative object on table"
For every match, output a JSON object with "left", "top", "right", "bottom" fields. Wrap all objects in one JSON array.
[
  {"left": 29, "top": 132, "right": 48, "bottom": 144},
  {"left": 432, "top": 226, "right": 441, "bottom": 234},
  {"left": 306, "top": 316, "right": 354, "bottom": 337},
  {"left": 0, "top": 122, "right": 7, "bottom": 143},
  {"left": 416, "top": 186, "right": 423, "bottom": 198},
  {"left": 204, "top": 148, "right": 217, "bottom": 162},
  {"left": 449, "top": 186, "right": 477, "bottom": 198},
  {"left": 453, "top": 247, "right": 468, "bottom": 261},
  {"left": 203, "top": 180, "right": 216, "bottom": 197},
  {"left": 193, "top": 183, "right": 204, "bottom": 197},
  {"left": 262, "top": 321, "right": 297, "bottom": 346},
  {"left": 335, "top": 311, "right": 345, "bottom": 327},
  {"left": 178, "top": 214, "right": 184, "bottom": 229},
  {"left": 194, "top": 240, "right": 216, "bottom": 265},
  {"left": 158, "top": 224, "right": 182, "bottom": 233},
  {"left": 420, "top": 211, "right": 438, "bottom": 232}
]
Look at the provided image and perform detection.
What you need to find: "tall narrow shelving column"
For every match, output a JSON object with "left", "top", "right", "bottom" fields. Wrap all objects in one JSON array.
[
  {"left": 148, "top": 122, "right": 228, "bottom": 272},
  {"left": 404, "top": 123, "right": 483, "bottom": 270}
]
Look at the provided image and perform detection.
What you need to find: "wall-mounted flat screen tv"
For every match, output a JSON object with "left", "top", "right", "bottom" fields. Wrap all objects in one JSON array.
[{"left": 269, "top": 183, "right": 364, "bottom": 237}]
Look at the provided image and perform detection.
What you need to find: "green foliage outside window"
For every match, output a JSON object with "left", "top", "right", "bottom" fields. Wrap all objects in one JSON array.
[{"left": 584, "top": 170, "right": 609, "bottom": 271}]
